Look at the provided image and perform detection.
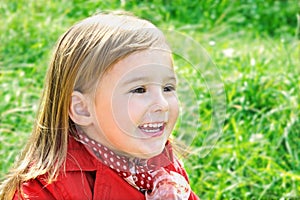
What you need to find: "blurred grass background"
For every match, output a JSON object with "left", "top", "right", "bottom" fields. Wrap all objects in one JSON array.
[{"left": 0, "top": 0, "right": 299, "bottom": 199}]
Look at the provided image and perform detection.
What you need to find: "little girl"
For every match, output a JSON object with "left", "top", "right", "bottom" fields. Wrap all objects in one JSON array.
[{"left": 0, "top": 11, "right": 199, "bottom": 200}]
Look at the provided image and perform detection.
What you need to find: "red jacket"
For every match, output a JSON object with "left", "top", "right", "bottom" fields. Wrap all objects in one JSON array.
[{"left": 14, "top": 136, "right": 200, "bottom": 200}]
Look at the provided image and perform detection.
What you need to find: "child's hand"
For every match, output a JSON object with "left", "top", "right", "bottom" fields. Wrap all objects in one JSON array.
[{"left": 145, "top": 168, "right": 191, "bottom": 200}]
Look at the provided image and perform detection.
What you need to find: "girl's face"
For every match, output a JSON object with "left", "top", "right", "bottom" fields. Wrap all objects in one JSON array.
[{"left": 87, "top": 49, "right": 179, "bottom": 159}]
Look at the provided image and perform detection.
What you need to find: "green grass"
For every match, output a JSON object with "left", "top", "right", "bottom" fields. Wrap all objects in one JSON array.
[{"left": 1, "top": 0, "right": 300, "bottom": 199}]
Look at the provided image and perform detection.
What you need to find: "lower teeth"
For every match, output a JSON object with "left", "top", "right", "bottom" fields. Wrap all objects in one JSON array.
[{"left": 142, "top": 129, "right": 160, "bottom": 133}]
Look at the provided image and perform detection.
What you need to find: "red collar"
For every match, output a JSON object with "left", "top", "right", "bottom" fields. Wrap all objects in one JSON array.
[{"left": 64, "top": 136, "right": 103, "bottom": 171}]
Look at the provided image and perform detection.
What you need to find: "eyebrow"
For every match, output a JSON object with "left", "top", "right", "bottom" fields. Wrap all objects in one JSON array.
[{"left": 122, "top": 76, "right": 177, "bottom": 86}]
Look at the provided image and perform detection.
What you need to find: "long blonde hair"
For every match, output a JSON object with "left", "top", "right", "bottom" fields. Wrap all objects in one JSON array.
[{"left": 0, "top": 11, "right": 166, "bottom": 199}]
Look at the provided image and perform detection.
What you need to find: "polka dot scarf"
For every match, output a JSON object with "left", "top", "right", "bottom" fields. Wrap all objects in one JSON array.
[
  {"left": 75, "top": 130, "right": 191, "bottom": 199},
  {"left": 75, "top": 130, "right": 171, "bottom": 192}
]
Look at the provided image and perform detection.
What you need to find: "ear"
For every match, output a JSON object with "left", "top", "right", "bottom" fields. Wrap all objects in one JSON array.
[{"left": 69, "top": 91, "right": 93, "bottom": 126}]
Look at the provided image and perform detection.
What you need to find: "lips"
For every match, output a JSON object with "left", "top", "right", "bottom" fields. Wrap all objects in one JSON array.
[{"left": 138, "top": 122, "right": 165, "bottom": 137}]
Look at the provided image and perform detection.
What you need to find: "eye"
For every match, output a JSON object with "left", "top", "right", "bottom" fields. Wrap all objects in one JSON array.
[
  {"left": 164, "top": 85, "right": 176, "bottom": 92},
  {"left": 130, "top": 86, "right": 146, "bottom": 94}
]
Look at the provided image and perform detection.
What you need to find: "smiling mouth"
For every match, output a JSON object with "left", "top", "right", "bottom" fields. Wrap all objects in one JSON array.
[{"left": 138, "top": 122, "right": 165, "bottom": 137}]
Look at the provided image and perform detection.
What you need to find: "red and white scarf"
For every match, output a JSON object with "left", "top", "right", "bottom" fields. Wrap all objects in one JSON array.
[{"left": 75, "top": 129, "right": 191, "bottom": 199}]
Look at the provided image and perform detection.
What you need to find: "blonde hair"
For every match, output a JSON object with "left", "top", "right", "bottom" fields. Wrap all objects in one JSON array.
[{"left": 0, "top": 11, "right": 166, "bottom": 199}]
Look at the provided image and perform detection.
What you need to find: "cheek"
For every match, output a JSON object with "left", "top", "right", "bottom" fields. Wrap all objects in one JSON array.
[
  {"left": 94, "top": 89, "right": 120, "bottom": 130},
  {"left": 126, "top": 97, "right": 148, "bottom": 124},
  {"left": 94, "top": 96, "right": 113, "bottom": 129},
  {"left": 170, "top": 97, "right": 179, "bottom": 121},
  {"left": 110, "top": 94, "right": 139, "bottom": 130}
]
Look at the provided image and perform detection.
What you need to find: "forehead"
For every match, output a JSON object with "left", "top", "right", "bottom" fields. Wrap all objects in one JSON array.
[
  {"left": 107, "top": 49, "right": 174, "bottom": 82},
  {"left": 117, "top": 49, "right": 172, "bottom": 68}
]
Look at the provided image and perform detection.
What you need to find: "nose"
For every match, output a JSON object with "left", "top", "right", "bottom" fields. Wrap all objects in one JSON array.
[{"left": 149, "top": 89, "right": 169, "bottom": 113}]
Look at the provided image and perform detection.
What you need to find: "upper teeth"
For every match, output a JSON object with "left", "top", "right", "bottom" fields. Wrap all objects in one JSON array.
[{"left": 140, "top": 122, "right": 163, "bottom": 128}]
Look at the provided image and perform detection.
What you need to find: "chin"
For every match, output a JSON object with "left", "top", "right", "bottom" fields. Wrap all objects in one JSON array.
[
  {"left": 123, "top": 135, "right": 169, "bottom": 159},
  {"left": 139, "top": 143, "right": 166, "bottom": 159}
]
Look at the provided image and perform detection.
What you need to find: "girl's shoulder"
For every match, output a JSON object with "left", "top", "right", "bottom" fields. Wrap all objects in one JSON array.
[
  {"left": 14, "top": 137, "right": 145, "bottom": 200},
  {"left": 13, "top": 137, "right": 98, "bottom": 200}
]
